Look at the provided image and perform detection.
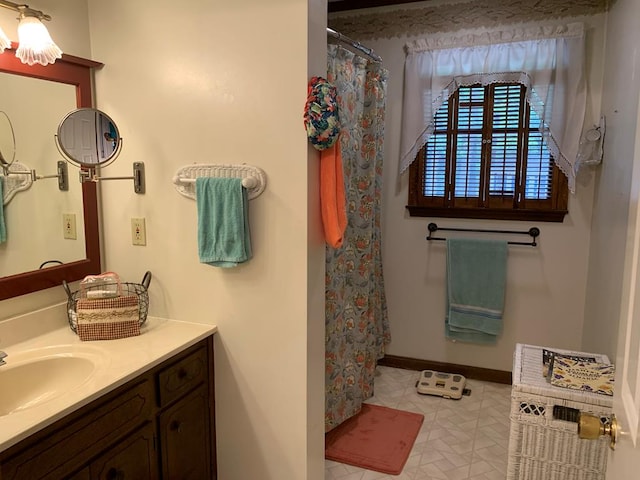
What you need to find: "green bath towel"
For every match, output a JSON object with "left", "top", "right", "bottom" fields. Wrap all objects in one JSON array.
[
  {"left": 196, "top": 177, "right": 252, "bottom": 268},
  {"left": 445, "top": 238, "right": 507, "bottom": 344}
]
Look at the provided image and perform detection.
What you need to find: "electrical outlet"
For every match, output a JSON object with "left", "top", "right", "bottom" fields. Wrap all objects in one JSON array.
[
  {"left": 63, "top": 213, "right": 77, "bottom": 239},
  {"left": 131, "top": 217, "right": 147, "bottom": 246}
]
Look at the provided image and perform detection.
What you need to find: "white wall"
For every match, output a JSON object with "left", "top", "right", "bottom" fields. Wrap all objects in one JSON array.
[
  {"left": 86, "top": 1, "right": 325, "bottom": 479},
  {"left": 307, "top": 2, "right": 328, "bottom": 477},
  {"left": 1, "top": 0, "right": 627, "bottom": 477},
  {"left": 582, "top": 0, "right": 640, "bottom": 359},
  {"left": 588, "top": 0, "right": 640, "bottom": 475},
  {"left": 1, "top": 1, "right": 327, "bottom": 477},
  {"left": 358, "top": 15, "right": 606, "bottom": 371}
]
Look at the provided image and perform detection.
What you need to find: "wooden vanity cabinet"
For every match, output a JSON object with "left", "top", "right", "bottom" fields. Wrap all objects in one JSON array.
[{"left": 0, "top": 336, "right": 216, "bottom": 480}]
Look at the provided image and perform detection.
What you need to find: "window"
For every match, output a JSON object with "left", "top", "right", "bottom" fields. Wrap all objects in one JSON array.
[{"left": 407, "top": 83, "right": 568, "bottom": 221}]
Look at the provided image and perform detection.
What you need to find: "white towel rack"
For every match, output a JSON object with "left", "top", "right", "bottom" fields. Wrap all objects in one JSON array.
[{"left": 172, "top": 163, "right": 267, "bottom": 200}]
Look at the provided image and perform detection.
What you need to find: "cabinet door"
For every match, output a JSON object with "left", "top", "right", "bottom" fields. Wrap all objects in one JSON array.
[
  {"left": 90, "top": 422, "right": 159, "bottom": 480},
  {"left": 159, "top": 386, "right": 211, "bottom": 480}
]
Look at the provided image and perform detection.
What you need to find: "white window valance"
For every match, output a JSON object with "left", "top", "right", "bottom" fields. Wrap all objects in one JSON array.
[{"left": 399, "top": 23, "right": 586, "bottom": 192}]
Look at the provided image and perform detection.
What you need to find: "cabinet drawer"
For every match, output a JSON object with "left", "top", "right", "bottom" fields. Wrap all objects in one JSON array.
[
  {"left": 0, "top": 379, "right": 154, "bottom": 480},
  {"left": 157, "top": 345, "right": 207, "bottom": 407}
]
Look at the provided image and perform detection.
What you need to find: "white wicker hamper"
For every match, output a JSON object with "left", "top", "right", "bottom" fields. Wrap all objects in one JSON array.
[{"left": 507, "top": 344, "right": 613, "bottom": 480}]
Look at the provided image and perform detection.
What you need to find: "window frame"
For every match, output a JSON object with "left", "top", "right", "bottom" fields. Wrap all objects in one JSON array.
[{"left": 407, "top": 83, "right": 568, "bottom": 222}]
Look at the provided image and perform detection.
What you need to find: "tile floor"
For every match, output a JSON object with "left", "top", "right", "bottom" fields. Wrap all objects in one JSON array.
[{"left": 325, "top": 366, "right": 513, "bottom": 480}]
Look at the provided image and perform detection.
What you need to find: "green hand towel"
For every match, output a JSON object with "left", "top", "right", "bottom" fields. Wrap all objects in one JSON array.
[
  {"left": 445, "top": 238, "right": 507, "bottom": 344},
  {"left": 196, "top": 177, "right": 252, "bottom": 268}
]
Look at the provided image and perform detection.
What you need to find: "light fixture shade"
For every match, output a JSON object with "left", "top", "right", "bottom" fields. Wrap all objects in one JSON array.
[
  {"left": 0, "top": 26, "right": 10, "bottom": 52},
  {"left": 15, "top": 15, "right": 62, "bottom": 66}
]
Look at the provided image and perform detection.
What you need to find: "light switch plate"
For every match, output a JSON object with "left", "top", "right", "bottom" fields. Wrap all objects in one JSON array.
[
  {"left": 131, "top": 217, "right": 146, "bottom": 246},
  {"left": 63, "top": 213, "right": 77, "bottom": 240}
]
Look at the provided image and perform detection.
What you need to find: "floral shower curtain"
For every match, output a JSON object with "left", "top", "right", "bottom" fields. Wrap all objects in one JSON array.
[{"left": 325, "top": 44, "right": 391, "bottom": 432}]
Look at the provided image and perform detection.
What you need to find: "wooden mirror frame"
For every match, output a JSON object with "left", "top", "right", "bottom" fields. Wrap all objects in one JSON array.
[{"left": 0, "top": 44, "right": 103, "bottom": 301}]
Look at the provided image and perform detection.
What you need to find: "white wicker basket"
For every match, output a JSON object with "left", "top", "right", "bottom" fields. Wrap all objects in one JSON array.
[{"left": 507, "top": 344, "right": 613, "bottom": 480}]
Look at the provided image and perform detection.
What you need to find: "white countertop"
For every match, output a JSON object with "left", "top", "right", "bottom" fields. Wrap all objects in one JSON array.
[{"left": 0, "top": 315, "right": 217, "bottom": 453}]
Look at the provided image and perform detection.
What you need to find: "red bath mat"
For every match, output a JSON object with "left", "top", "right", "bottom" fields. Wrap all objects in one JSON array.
[{"left": 325, "top": 404, "right": 424, "bottom": 475}]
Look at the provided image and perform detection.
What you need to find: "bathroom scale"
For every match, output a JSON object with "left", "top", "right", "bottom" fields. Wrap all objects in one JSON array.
[{"left": 415, "top": 370, "right": 467, "bottom": 400}]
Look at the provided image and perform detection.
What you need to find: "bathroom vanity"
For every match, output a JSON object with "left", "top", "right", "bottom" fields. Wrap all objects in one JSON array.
[{"left": 0, "top": 310, "right": 217, "bottom": 480}]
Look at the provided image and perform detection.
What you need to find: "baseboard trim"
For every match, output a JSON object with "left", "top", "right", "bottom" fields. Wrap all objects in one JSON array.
[{"left": 378, "top": 354, "right": 512, "bottom": 385}]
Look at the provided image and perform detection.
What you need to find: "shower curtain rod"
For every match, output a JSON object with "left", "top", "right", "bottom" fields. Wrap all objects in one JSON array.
[{"left": 327, "top": 27, "right": 382, "bottom": 64}]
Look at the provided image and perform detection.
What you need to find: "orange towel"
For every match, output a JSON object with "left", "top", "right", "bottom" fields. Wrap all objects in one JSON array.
[{"left": 320, "top": 142, "right": 347, "bottom": 248}]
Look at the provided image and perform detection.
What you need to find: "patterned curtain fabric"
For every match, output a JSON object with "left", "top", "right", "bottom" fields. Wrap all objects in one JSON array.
[{"left": 325, "top": 44, "right": 391, "bottom": 432}]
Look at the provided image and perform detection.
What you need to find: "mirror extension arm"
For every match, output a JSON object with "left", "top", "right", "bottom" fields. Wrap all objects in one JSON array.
[
  {"left": 80, "top": 161, "right": 145, "bottom": 194},
  {"left": 2, "top": 161, "right": 68, "bottom": 192}
]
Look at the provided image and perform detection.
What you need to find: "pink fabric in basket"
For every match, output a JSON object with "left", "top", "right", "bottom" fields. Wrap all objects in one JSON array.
[{"left": 76, "top": 294, "right": 140, "bottom": 341}]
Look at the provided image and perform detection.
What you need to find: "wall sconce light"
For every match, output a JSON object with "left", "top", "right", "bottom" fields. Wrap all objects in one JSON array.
[
  {"left": 0, "top": 0, "right": 62, "bottom": 66},
  {"left": 0, "top": 20, "right": 9, "bottom": 50}
]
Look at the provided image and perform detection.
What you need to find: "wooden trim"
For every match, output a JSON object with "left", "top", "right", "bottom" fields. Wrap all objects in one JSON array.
[
  {"left": 328, "top": 0, "right": 428, "bottom": 12},
  {"left": 1, "top": 43, "right": 103, "bottom": 81},
  {"left": 378, "top": 354, "right": 512, "bottom": 384},
  {"left": 206, "top": 335, "right": 218, "bottom": 477},
  {"left": 406, "top": 205, "right": 567, "bottom": 222}
]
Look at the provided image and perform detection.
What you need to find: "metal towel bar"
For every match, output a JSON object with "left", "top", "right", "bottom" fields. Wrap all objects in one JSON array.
[
  {"left": 426, "top": 222, "right": 540, "bottom": 247},
  {"left": 172, "top": 163, "right": 266, "bottom": 200}
]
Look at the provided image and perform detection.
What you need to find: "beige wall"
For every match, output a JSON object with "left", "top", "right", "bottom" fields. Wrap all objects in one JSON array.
[
  {"left": 582, "top": 0, "right": 640, "bottom": 359},
  {"left": 307, "top": 3, "right": 328, "bottom": 477},
  {"left": 85, "top": 1, "right": 325, "bottom": 479},
  {"left": 360, "top": 15, "right": 606, "bottom": 371},
  {"left": 587, "top": 0, "right": 640, "bottom": 474},
  {"left": 1, "top": 0, "right": 326, "bottom": 478},
  {"left": 3, "top": 0, "right": 633, "bottom": 477},
  {"left": 1, "top": 0, "right": 639, "bottom": 476}
]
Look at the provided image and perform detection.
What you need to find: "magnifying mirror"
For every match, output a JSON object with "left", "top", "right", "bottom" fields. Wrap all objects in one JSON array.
[
  {"left": 0, "top": 111, "right": 16, "bottom": 174},
  {"left": 56, "top": 108, "right": 122, "bottom": 167},
  {"left": 55, "top": 108, "right": 144, "bottom": 194}
]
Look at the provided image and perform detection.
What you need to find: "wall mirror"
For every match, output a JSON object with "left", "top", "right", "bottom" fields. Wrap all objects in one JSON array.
[
  {"left": 0, "top": 47, "right": 103, "bottom": 301},
  {"left": 0, "top": 74, "right": 79, "bottom": 278},
  {"left": 0, "top": 111, "right": 16, "bottom": 172}
]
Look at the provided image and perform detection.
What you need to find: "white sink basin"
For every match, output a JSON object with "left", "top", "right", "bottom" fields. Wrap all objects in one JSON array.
[{"left": 0, "top": 345, "right": 107, "bottom": 417}]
